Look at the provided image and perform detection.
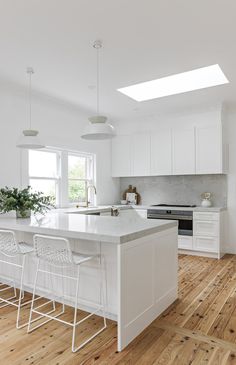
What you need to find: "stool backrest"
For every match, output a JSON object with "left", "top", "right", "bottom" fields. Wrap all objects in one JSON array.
[
  {"left": 33, "top": 234, "right": 73, "bottom": 265},
  {"left": 0, "top": 230, "right": 20, "bottom": 255}
]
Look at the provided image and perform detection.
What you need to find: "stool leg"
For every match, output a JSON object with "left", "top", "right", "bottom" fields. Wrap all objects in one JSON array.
[
  {"left": 101, "top": 255, "right": 107, "bottom": 329},
  {"left": 72, "top": 265, "right": 80, "bottom": 352},
  {"left": 49, "top": 264, "right": 56, "bottom": 312},
  {"left": 16, "top": 255, "right": 26, "bottom": 329},
  {"left": 27, "top": 258, "right": 40, "bottom": 333}
]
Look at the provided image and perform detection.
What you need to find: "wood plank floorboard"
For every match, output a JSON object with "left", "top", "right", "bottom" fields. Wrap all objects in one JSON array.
[{"left": 2, "top": 254, "right": 236, "bottom": 364}]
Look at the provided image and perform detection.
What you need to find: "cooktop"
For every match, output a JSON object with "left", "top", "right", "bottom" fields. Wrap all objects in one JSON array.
[{"left": 151, "top": 204, "right": 196, "bottom": 208}]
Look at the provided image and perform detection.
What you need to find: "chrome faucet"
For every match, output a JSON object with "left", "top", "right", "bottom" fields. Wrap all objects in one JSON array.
[
  {"left": 85, "top": 184, "right": 97, "bottom": 207},
  {"left": 76, "top": 184, "right": 97, "bottom": 208}
]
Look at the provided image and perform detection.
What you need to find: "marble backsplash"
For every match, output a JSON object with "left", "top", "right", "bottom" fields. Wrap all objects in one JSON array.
[{"left": 120, "top": 175, "right": 227, "bottom": 207}]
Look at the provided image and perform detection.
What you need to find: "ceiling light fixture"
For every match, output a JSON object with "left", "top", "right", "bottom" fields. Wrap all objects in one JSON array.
[
  {"left": 81, "top": 40, "right": 115, "bottom": 140},
  {"left": 117, "top": 64, "right": 229, "bottom": 102},
  {"left": 16, "top": 67, "right": 45, "bottom": 149}
]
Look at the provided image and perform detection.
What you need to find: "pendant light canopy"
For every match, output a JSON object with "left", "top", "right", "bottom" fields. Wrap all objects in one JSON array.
[
  {"left": 81, "top": 40, "right": 115, "bottom": 140},
  {"left": 16, "top": 67, "right": 45, "bottom": 149}
]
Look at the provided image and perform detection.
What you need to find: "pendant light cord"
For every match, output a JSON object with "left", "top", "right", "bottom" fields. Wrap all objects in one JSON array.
[
  {"left": 96, "top": 43, "right": 100, "bottom": 116},
  {"left": 94, "top": 40, "right": 102, "bottom": 116},
  {"left": 27, "top": 67, "right": 34, "bottom": 130},
  {"left": 29, "top": 70, "right": 32, "bottom": 129}
]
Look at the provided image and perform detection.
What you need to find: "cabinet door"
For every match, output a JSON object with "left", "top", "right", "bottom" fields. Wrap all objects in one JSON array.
[
  {"left": 196, "top": 124, "right": 222, "bottom": 174},
  {"left": 178, "top": 236, "right": 193, "bottom": 250},
  {"left": 112, "top": 135, "right": 131, "bottom": 177},
  {"left": 193, "top": 220, "right": 219, "bottom": 237},
  {"left": 193, "top": 236, "right": 218, "bottom": 252},
  {"left": 150, "top": 130, "right": 172, "bottom": 176},
  {"left": 172, "top": 128, "right": 195, "bottom": 175},
  {"left": 132, "top": 134, "right": 150, "bottom": 176}
]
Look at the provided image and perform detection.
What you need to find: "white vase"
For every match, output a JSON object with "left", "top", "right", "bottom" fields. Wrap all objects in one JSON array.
[{"left": 201, "top": 199, "right": 212, "bottom": 207}]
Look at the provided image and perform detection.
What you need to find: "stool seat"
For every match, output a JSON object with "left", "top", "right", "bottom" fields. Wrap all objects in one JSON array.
[
  {"left": 28, "top": 234, "right": 107, "bottom": 352},
  {"left": 0, "top": 230, "right": 35, "bottom": 329}
]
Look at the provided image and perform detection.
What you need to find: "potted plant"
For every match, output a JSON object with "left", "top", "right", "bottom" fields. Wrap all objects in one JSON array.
[{"left": 0, "top": 186, "right": 55, "bottom": 218}]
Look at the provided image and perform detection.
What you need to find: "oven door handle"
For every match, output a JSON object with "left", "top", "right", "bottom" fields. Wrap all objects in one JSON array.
[{"left": 147, "top": 214, "right": 193, "bottom": 220}]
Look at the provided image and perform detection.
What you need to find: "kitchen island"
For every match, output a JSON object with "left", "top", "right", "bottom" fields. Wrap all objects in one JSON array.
[{"left": 0, "top": 210, "right": 178, "bottom": 351}]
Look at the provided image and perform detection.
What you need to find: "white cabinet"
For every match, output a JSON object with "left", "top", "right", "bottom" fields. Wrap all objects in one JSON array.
[
  {"left": 178, "top": 211, "right": 225, "bottom": 258},
  {"left": 150, "top": 130, "right": 172, "bottom": 176},
  {"left": 193, "top": 236, "right": 218, "bottom": 253},
  {"left": 112, "top": 135, "right": 131, "bottom": 177},
  {"left": 193, "top": 211, "right": 221, "bottom": 256},
  {"left": 111, "top": 123, "right": 226, "bottom": 177},
  {"left": 178, "top": 235, "right": 193, "bottom": 250},
  {"left": 172, "top": 128, "right": 195, "bottom": 175},
  {"left": 196, "top": 124, "right": 223, "bottom": 174},
  {"left": 132, "top": 134, "right": 150, "bottom": 176},
  {"left": 194, "top": 220, "right": 219, "bottom": 237}
]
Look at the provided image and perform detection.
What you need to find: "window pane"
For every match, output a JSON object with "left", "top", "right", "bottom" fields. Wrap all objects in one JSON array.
[
  {"left": 29, "top": 150, "right": 58, "bottom": 178},
  {"left": 30, "top": 179, "right": 56, "bottom": 199},
  {"left": 68, "top": 155, "right": 86, "bottom": 179},
  {"left": 68, "top": 180, "right": 86, "bottom": 203}
]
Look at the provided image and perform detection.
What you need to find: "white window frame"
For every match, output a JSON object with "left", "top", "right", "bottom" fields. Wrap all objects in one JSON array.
[
  {"left": 67, "top": 152, "right": 94, "bottom": 205},
  {"left": 21, "top": 147, "right": 96, "bottom": 208}
]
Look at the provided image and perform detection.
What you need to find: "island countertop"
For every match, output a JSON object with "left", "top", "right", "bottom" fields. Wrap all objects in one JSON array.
[{"left": 0, "top": 211, "right": 177, "bottom": 244}]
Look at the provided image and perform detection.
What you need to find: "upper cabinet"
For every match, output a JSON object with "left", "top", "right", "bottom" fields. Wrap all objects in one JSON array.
[
  {"left": 132, "top": 134, "right": 150, "bottom": 176},
  {"left": 111, "top": 122, "right": 227, "bottom": 177},
  {"left": 172, "top": 127, "right": 195, "bottom": 175},
  {"left": 196, "top": 124, "right": 223, "bottom": 174},
  {"left": 150, "top": 130, "right": 172, "bottom": 176},
  {"left": 112, "top": 135, "right": 131, "bottom": 177}
]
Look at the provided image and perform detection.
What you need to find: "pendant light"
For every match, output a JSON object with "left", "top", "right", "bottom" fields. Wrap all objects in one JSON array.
[
  {"left": 81, "top": 40, "right": 115, "bottom": 140},
  {"left": 16, "top": 67, "right": 45, "bottom": 149}
]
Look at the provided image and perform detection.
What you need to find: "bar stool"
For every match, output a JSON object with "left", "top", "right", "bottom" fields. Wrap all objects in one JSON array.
[
  {"left": 0, "top": 229, "right": 34, "bottom": 329},
  {"left": 27, "top": 234, "right": 107, "bottom": 352}
]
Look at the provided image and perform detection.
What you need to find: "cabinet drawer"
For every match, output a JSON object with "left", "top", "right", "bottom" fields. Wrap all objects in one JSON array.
[
  {"left": 194, "top": 220, "right": 219, "bottom": 237},
  {"left": 193, "top": 236, "right": 218, "bottom": 252},
  {"left": 178, "top": 235, "right": 193, "bottom": 250},
  {"left": 194, "top": 212, "right": 219, "bottom": 221}
]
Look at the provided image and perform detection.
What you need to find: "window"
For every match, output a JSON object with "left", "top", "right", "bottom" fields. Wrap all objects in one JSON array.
[
  {"left": 68, "top": 154, "right": 93, "bottom": 203},
  {"left": 29, "top": 150, "right": 60, "bottom": 202},
  {"left": 27, "top": 149, "right": 95, "bottom": 207}
]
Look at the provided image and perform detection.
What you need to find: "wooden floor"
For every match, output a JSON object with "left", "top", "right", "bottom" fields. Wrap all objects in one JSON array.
[{"left": 2, "top": 254, "right": 236, "bottom": 364}]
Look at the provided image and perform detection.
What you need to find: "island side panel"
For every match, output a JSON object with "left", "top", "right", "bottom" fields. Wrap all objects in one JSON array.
[
  {"left": 117, "top": 226, "right": 178, "bottom": 351},
  {"left": 0, "top": 232, "right": 118, "bottom": 320}
]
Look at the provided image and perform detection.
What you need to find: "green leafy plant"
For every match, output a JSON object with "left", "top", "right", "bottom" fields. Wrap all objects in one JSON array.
[{"left": 0, "top": 186, "right": 55, "bottom": 218}]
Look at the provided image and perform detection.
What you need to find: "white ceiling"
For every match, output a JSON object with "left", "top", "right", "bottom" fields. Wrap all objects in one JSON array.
[{"left": 0, "top": 0, "right": 235, "bottom": 121}]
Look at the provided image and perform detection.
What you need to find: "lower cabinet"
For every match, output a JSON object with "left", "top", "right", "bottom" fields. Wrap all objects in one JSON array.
[
  {"left": 178, "top": 236, "right": 193, "bottom": 250},
  {"left": 178, "top": 211, "right": 225, "bottom": 258},
  {"left": 193, "top": 236, "right": 218, "bottom": 253}
]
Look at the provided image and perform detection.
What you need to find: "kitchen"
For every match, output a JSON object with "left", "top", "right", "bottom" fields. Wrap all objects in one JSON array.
[{"left": 0, "top": 1, "right": 236, "bottom": 364}]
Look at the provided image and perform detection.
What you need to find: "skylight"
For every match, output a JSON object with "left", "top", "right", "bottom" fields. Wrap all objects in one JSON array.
[{"left": 117, "top": 64, "right": 229, "bottom": 102}]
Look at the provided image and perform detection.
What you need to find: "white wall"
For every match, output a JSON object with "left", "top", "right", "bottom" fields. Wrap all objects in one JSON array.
[
  {"left": 113, "top": 105, "right": 222, "bottom": 134},
  {"left": 225, "top": 109, "right": 236, "bottom": 253},
  {"left": 0, "top": 82, "right": 120, "bottom": 205}
]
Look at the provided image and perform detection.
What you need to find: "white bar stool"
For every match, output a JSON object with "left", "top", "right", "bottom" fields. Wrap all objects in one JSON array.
[
  {"left": 0, "top": 229, "right": 34, "bottom": 329},
  {"left": 27, "top": 234, "right": 107, "bottom": 352}
]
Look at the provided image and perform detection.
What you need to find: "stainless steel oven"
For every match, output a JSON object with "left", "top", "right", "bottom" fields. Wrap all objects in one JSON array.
[{"left": 147, "top": 209, "right": 193, "bottom": 236}]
